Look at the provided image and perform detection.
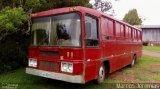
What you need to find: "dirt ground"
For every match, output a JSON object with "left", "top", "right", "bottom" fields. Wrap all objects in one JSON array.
[{"left": 143, "top": 50, "right": 160, "bottom": 58}]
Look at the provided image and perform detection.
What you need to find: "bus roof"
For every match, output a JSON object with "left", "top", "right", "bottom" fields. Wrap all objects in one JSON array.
[{"left": 32, "top": 6, "right": 141, "bottom": 31}]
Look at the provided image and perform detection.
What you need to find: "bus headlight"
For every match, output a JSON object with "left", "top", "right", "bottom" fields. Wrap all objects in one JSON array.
[
  {"left": 67, "top": 63, "right": 73, "bottom": 73},
  {"left": 28, "top": 58, "right": 37, "bottom": 67},
  {"left": 61, "top": 62, "right": 73, "bottom": 73},
  {"left": 61, "top": 62, "right": 67, "bottom": 70}
]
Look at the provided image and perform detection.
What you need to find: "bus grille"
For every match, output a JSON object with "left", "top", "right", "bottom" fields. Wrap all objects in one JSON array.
[
  {"left": 40, "top": 51, "right": 59, "bottom": 57},
  {"left": 39, "top": 61, "right": 59, "bottom": 71}
]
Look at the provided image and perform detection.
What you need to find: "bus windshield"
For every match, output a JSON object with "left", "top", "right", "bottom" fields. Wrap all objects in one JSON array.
[{"left": 31, "top": 13, "right": 81, "bottom": 47}]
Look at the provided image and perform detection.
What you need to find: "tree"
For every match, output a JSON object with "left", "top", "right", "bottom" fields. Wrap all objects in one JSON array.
[
  {"left": 0, "top": 7, "right": 27, "bottom": 40},
  {"left": 93, "top": 0, "right": 112, "bottom": 12},
  {"left": 0, "top": 7, "right": 29, "bottom": 73},
  {"left": 123, "top": 9, "right": 142, "bottom": 25}
]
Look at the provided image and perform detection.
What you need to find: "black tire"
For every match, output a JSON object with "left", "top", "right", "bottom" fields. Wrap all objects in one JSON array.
[
  {"left": 130, "top": 55, "right": 136, "bottom": 67},
  {"left": 95, "top": 64, "right": 105, "bottom": 84}
]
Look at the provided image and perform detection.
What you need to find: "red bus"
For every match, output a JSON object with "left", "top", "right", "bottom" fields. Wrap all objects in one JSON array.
[{"left": 26, "top": 6, "right": 142, "bottom": 84}]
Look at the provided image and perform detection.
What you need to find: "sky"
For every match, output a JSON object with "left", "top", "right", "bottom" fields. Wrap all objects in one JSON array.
[{"left": 90, "top": 0, "right": 160, "bottom": 25}]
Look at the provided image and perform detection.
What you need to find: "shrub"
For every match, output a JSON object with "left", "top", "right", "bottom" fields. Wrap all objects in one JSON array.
[{"left": 0, "top": 31, "right": 30, "bottom": 73}]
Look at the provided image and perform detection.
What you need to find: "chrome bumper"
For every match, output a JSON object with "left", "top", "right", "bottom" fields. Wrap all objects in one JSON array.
[{"left": 26, "top": 68, "right": 84, "bottom": 84}]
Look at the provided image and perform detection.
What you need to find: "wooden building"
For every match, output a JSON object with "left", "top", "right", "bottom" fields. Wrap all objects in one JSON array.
[{"left": 138, "top": 25, "right": 160, "bottom": 46}]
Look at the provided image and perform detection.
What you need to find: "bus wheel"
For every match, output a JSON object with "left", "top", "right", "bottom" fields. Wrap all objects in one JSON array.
[
  {"left": 95, "top": 64, "right": 105, "bottom": 84},
  {"left": 131, "top": 55, "right": 136, "bottom": 67}
]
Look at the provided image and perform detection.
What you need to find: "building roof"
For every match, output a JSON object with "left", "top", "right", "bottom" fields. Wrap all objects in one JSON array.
[{"left": 136, "top": 25, "right": 160, "bottom": 29}]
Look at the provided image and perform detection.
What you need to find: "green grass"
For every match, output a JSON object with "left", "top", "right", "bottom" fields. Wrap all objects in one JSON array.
[
  {"left": 123, "top": 69, "right": 134, "bottom": 74},
  {"left": 134, "top": 55, "right": 160, "bottom": 82},
  {"left": 143, "top": 46, "right": 160, "bottom": 52},
  {"left": 136, "top": 75, "right": 151, "bottom": 81},
  {"left": 0, "top": 55, "right": 160, "bottom": 89},
  {"left": 0, "top": 68, "right": 122, "bottom": 89},
  {"left": 137, "top": 55, "right": 160, "bottom": 65}
]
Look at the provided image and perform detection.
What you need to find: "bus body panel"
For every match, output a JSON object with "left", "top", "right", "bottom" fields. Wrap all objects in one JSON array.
[{"left": 28, "top": 46, "right": 84, "bottom": 75}]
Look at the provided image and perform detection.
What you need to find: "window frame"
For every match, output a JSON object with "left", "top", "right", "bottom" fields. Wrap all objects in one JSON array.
[
  {"left": 84, "top": 13, "right": 99, "bottom": 47},
  {"left": 101, "top": 16, "right": 114, "bottom": 41},
  {"left": 30, "top": 12, "right": 82, "bottom": 47}
]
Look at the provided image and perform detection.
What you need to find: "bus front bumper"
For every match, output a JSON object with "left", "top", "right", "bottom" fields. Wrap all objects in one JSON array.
[{"left": 26, "top": 68, "right": 84, "bottom": 84}]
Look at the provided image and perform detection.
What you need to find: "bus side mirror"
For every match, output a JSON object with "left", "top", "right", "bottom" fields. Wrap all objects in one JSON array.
[{"left": 85, "top": 22, "right": 91, "bottom": 38}]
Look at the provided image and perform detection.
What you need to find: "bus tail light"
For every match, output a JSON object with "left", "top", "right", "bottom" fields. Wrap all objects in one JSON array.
[{"left": 61, "top": 62, "right": 73, "bottom": 73}]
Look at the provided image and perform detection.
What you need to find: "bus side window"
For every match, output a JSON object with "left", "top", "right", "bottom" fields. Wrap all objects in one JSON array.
[
  {"left": 85, "top": 15, "right": 99, "bottom": 47},
  {"left": 116, "top": 22, "right": 121, "bottom": 37},
  {"left": 134, "top": 30, "right": 137, "bottom": 41},
  {"left": 138, "top": 31, "right": 142, "bottom": 42},
  {"left": 85, "top": 22, "right": 91, "bottom": 38},
  {"left": 125, "top": 26, "right": 129, "bottom": 38},
  {"left": 103, "top": 18, "right": 114, "bottom": 40},
  {"left": 121, "top": 24, "right": 125, "bottom": 37},
  {"left": 136, "top": 30, "right": 138, "bottom": 41},
  {"left": 128, "top": 27, "right": 132, "bottom": 39}
]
